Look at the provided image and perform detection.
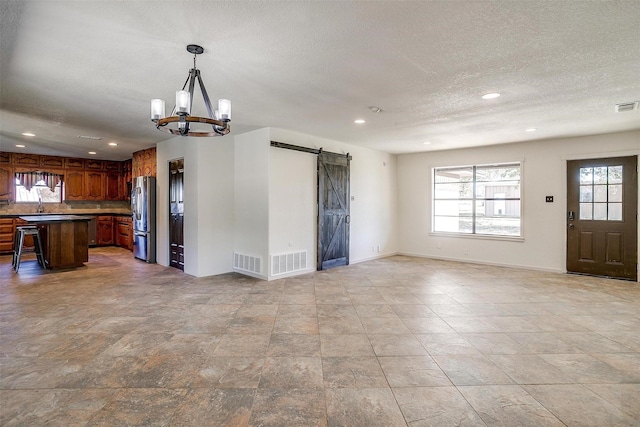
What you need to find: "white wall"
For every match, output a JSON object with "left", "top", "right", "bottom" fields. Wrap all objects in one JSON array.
[
  {"left": 156, "top": 135, "right": 234, "bottom": 277},
  {"left": 397, "top": 130, "right": 640, "bottom": 273},
  {"left": 269, "top": 128, "right": 399, "bottom": 267},
  {"left": 268, "top": 147, "right": 317, "bottom": 278},
  {"left": 233, "top": 128, "right": 270, "bottom": 279}
]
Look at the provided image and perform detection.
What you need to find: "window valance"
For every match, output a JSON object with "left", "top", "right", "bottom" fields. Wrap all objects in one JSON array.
[{"left": 15, "top": 171, "right": 62, "bottom": 192}]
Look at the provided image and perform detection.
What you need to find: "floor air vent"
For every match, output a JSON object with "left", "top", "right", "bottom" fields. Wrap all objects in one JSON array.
[
  {"left": 233, "top": 253, "right": 262, "bottom": 274},
  {"left": 271, "top": 251, "right": 307, "bottom": 276}
]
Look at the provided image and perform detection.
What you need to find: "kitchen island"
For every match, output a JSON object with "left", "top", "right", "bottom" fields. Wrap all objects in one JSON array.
[{"left": 19, "top": 215, "right": 92, "bottom": 269}]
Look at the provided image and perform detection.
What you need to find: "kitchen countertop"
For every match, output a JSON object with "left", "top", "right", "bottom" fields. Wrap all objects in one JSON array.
[
  {"left": 19, "top": 215, "right": 94, "bottom": 222},
  {"left": 1, "top": 212, "right": 131, "bottom": 219}
]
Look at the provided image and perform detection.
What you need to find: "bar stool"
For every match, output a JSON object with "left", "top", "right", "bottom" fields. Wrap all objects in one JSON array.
[{"left": 12, "top": 226, "right": 46, "bottom": 272}]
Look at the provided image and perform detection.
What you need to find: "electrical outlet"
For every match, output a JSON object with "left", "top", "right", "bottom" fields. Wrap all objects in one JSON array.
[
  {"left": 377, "top": 245, "right": 381, "bottom": 252},
  {"left": 437, "top": 242, "right": 442, "bottom": 249},
  {"left": 463, "top": 248, "right": 468, "bottom": 255}
]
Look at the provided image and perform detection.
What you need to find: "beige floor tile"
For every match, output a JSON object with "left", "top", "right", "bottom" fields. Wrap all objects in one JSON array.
[
  {"left": 326, "top": 388, "right": 406, "bottom": 427},
  {"left": 267, "top": 334, "right": 321, "bottom": 357},
  {"left": 432, "top": 354, "right": 514, "bottom": 386},
  {"left": 523, "top": 384, "right": 638, "bottom": 426},
  {"left": 249, "top": 389, "right": 326, "bottom": 426},
  {"left": 170, "top": 388, "right": 253, "bottom": 426},
  {"left": 368, "top": 334, "right": 429, "bottom": 356},
  {"left": 378, "top": 355, "right": 451, "bottom": 387},
  {"left": 258, "top": 357, "right": 323, "bottom": 389},
  {"left": 322, "top": 357, "right": 388, "bottom": 388},
  {"left": 320, "top": 334, "right": 374, "bottom": 357},
  {"left": 393, "top": 386, "right": 485, "bottom": 426},
  {"left": 459, "top": 385, "right": 564, "bottom": 426}
]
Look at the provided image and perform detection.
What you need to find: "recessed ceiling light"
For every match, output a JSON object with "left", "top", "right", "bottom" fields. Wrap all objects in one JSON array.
[
  {"left": 88, "top": 151, "right": 97, "bottom": 155},
  {"left": 15, "top": 144, "right": 26, "bottom": 148},
  {"left": 481, "top": 93, "right": 501, "bottom": 100},
  {"left": 423, "top": 141, "right": 432, "bottom": 145},
  {"left": 525, "top": 128, "right": 537, "bottom": 132},
  {"left": 21, "top": 132, "right": 35, "bottom": 137},
  {"left": 108, "top": 142, "right": 118, "bottom": 146},
  {"left": 369, "top": 106, "right": 382, "bottom": 113},
  {"left": 354, "top": 119, "right": 366, "bottom": 124},
  {"left": 78, "top": 135, "right": 102, "bottom": 140}
]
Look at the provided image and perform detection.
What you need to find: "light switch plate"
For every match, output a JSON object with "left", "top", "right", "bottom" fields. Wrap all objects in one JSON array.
[{"left": 545, "top": 196, "right": 554, "bottom": 203}]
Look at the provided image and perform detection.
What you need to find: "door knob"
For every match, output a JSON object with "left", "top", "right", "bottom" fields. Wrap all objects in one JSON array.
[{"left": 568, "top": 224, "right": 574, "bottom": 229}]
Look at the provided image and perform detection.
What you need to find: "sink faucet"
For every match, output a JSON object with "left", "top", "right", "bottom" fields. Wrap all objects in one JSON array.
[{"left": 37, "top": 196, "right": 44, "bottom": 213}]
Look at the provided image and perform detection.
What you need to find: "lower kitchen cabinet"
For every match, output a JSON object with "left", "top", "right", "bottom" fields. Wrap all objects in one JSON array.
[
  {"left": 0, "top": 218, "right": 15, "bottom": 253},
  {"left": 116, "top": 216, "right": 133, "bottom": 251},
  {"left": 97, "top": 216, "right": 114, "bottom": 246}
]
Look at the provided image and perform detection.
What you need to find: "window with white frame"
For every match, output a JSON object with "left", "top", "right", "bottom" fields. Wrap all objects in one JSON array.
[
  {"left": 433, "top": 162, "right": 521, "bottom": 237},
  {"left": 15, "top": 172, "right": 63, "bottom": 203}
]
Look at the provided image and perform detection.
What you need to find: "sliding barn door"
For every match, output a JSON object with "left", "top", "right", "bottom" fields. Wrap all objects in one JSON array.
[{"left": 317, "top": 151, "right": 350, "bottom": 270}]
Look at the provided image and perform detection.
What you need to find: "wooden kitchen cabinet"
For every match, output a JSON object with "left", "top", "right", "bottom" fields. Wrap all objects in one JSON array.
[
  {"left": 122, "top": 159, "right": 132, "bottom": 201},
  {"left": 64, "top": 170, "right": 85, "bottom": 200},
  {"left": 84, "top": 170, "right": 104, "bottom": 200},
  {"left": 65, "top": 157, "right": 85, "bottom": 169},
  {"left": 116, "top": 216, "right": 133, "bottom": 251},
  {"left": 40, "top": 156, "right": 64, "bottom": 168},
  {"left": 0, "top": 218, "right": 15, "bottom": 254},
  {"left": 13, "top": 153, "right": 40, "bottom": 167},
  {"left": 104, "top": 171, "right": 121, "bottom": 201},
  {"left": 97, "top": 216, "right": 114, "bottom": 246},
  {"left": 0, "top": 164, "right": 14, "bottom": 202},
  {"left": 85, "top": 159, "right": 103, "bottom": 170}
]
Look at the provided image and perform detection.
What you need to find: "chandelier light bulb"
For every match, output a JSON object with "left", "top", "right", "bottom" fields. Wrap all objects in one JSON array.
[
  {"left": 218, "top": 99, "right": 231, "bottom": 121},
  {"left": 176, "top": 91, "right": 191, "bottom": 114},
  {"left": 151, "top": 99, "right": 165, "bottom": 121}
]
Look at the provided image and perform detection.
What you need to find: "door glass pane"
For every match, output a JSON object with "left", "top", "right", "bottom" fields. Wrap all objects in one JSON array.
[
  {"left": 579, "top": 186, "right": 593, "bottom": 202},
  {"left": 593, "top": 203, "right": 607, "bottom": 220},
  {"left": 593, "top": 185, "right": 607, "bottom": 202},
  {"left": 608, "top": 166, "right": 623, "bottom": 184},
  {"left": 579, "top": 203, "right": 592, "bottom": 220},
  {"left": 593, "top": 167, "right": 607, "bottom": 184},
  {"left": 608, "top": 203, "right": 622, "bottom": 221},
  {"left": 608, "top": 185, "right": 622, "bottom": 202},
  {"left": 579, "top": 167, "right": 593, "bottom": 184}
]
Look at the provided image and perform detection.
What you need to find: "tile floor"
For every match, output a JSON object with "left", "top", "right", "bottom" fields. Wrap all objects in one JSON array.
[{"left": 1, "top": 247, "right": 639, "bottom": 426}]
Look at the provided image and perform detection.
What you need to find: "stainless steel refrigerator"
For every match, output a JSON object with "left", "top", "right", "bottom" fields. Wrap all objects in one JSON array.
[{"left": 131, "top": 176, "right": 156, "bottom": 263}]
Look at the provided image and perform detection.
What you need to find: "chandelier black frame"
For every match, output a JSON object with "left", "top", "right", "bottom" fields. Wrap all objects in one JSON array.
[{"left": 151, "top": 44, "right": 231, "bottom": 137}]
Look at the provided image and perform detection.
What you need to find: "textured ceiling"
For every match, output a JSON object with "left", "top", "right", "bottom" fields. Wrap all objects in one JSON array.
[{"left": 1, "top": 1, "right": 639, "bottom": 161}]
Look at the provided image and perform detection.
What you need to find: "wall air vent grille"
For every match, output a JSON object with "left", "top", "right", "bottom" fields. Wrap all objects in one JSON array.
[
  {"left": 233, "top": 253, "right": 261, "bottom": 274},
  {"left": 271, "top": 251, "right": 308, "bottom": 276},
  {"left": 615, "top": 102, "right": 638, "bottom": 112}
]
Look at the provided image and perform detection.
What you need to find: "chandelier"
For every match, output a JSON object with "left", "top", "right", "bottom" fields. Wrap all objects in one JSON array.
[{"left": 151, "top": 44, "right": 231, "bottom": 137}]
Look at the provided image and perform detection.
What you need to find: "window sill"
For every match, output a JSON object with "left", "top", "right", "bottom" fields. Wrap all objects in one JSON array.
[{"left": 429, "top": 232, "right": 524, "bottom": 242}]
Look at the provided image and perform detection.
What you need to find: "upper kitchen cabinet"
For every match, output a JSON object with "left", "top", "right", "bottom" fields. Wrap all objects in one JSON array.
[
  {"left": 132, "top": 147, "right": 156, "bottom": 178},
  {"left": 84, "top": 170, "right": 104, "bottom": 200},
  {"left": 0, "top": 153, "right": 14, "bottom": 202},
  {"left": 104, "top": 171, "right": 121, "bottom": 200},
  {"left": 85, "top": 159, "right": 104, "bottom": 170},
  {"left": 64, "top": 170, "right": 85, "bottom": 200},
  {"left": 65, "top": 158, "right": 85, "bottom": 169},
  {"left": 0, "top": 164, "right": 14, "bottom": 202},
  {"left": 40, "top": 156, "right": 64, "bottom": 168},
  {"left": 13, "top": 153, "right": 40, "bottom": 167}
]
